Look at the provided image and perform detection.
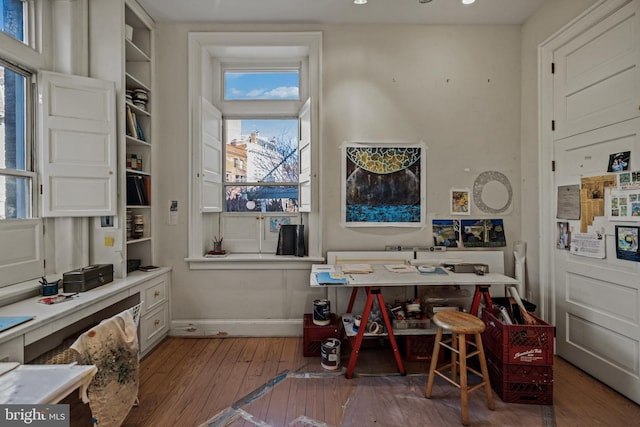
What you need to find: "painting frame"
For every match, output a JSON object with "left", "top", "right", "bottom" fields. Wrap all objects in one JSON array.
[
  {"left": 342, "top": 142, "right": 426, "bottom": 227},
  {"left": 450, "top": 188, "right": 471, "bottom": 215},
  {"left": 615, "top": 225, "right": 640, "bottom": 262}
]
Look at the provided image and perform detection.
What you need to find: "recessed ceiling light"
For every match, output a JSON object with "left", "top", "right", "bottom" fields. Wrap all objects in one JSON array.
[
  {"left": 354, "top": 0, "right": 367, "bottom": 4},
  {"left": 462, "top": 0, "right": 476, "bottom": 5}
]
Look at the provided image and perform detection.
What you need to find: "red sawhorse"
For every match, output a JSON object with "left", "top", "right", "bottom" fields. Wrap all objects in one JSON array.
[
  {"left": 343, "top": 286, "right": 405, "bottom": 379},
  {"left": 469, "top": 285, "right": 493, "bottom": 316}
]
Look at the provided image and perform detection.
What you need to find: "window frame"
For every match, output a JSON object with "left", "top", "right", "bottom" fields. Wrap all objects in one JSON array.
[
  {"left": 187, "top": 32, "right": 322, "bottom": 264},
  {"left": 0, "top": 0, "right": 45, "bottom": 288}
]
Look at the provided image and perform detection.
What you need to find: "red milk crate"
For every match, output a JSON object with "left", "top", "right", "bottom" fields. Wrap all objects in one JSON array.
[
  {"left": 303, "top": 313, "right": 339, "bottom": 357},
  {"left": 481, "top": 308, "right": 554, "bottom": 366},
  {"left": 400, "top": 335, "right": 445, "bottom": 362},
  {"left": 486, "top": 353, "right": 554, "bottom": 405}
]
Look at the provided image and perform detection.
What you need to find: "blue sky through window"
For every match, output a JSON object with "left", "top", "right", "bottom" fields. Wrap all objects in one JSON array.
[{"left": 225, "top": 71, "right": 299, "bottom": 100}]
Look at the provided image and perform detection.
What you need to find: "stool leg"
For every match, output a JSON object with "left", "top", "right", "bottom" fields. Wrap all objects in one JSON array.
[
  {"left": 451, "top": 332, "right": 458, "bottom": 382},
  {"left": 459, "top": 333, "right": 469, "bottom": 426},
  {"left": 425, "top": 327, "right": 443, "bottom": 398},
  {"left": 475, "top": 332, "right": 495, "bottom": 411}
]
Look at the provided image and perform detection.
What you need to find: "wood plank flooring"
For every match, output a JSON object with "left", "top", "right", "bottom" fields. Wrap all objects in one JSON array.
[{"left": 64, "top": 336, "right": 640, "bottom": 426}]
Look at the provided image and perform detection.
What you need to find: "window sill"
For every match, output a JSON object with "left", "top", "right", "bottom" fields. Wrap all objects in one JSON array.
[{"left": 186, "top": 253, "right": 325, "bottom": 270}]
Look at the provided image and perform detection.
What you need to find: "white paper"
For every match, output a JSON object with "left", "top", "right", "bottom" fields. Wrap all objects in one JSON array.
[{"left": 570, "top": 232, "right": 605, "bottom": 259}]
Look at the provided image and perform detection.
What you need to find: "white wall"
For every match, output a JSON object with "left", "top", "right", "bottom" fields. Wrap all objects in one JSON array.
[{"left": 153, "top": 3, "right": 595, "bottom": 334}]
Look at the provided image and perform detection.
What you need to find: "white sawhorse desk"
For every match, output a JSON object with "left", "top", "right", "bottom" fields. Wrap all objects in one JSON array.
[
  {"left": 0, "top": 362, "right": 97, "bottom": 404},
  {"left": 310, "top": 264, "right": 519, "bottom": 378}
]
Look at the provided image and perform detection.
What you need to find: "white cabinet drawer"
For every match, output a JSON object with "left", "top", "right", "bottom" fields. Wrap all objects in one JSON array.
[
  {"left": 140, "top": 303, "right": 168, "bottom": 352},
  {"left": 0, "top": 335, "right": 24, "bottom": 363},
  {"left": 143, "top": 276, "right": 168, "bottom": 312}
]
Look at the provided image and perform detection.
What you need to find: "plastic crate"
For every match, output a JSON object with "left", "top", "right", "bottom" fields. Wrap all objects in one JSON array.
[
  {"left": 481, "top": 308, "right": 554, "bottom": 366},
  {"left": 400, "top": 335, "right": 444, "bottom": 362},
  {"left": 303, "top": 313, "right": 339, "bottom": 357},
  {"left": 487, "top": 354, "right": 554, "bottom": 405}
]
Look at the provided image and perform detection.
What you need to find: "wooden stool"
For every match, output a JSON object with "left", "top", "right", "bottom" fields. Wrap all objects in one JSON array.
[{"left": 425, "top": 311, "right": 494, "bottom": 426}]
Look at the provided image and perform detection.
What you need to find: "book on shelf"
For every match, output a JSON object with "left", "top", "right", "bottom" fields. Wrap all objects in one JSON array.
[
  {"left": 126, "top": 105, "right": 138, "bottom": 139},
  {"left": 135, "top": 116, "right": 145, "bottom": 142},
  {"left": 139, "top": 265, "right": 160, "bottom": 272},
  {"left": 126, "top": 174, "right": 149, "bottom": 205}
]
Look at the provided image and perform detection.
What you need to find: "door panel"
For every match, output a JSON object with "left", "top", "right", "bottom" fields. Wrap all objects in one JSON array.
[
  {"left": 553, "top": 1, "right": 640, "bottom": 140},
  {"left": 554, "top": 118, "right": 640, "bottom": 403}
]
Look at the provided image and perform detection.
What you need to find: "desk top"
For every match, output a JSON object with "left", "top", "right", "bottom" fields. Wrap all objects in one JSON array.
[
  {"left": 310, "top": 264, "right": 519, "bottom": 287},
  {"left": 0, "top": 363, "right": 97, "bottom": 404},
  {"left": 0, "top": 267, "right": 171, "bottom": 347}
]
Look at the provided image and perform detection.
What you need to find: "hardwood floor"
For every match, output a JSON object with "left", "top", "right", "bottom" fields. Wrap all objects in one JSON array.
[{"left": 65, "top": 336, "right": 640, "bottom": 426}]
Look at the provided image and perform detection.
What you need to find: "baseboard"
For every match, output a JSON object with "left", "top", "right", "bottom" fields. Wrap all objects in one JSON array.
[{"left": 170, "top": 318, "right": 303, "bottom": 337}]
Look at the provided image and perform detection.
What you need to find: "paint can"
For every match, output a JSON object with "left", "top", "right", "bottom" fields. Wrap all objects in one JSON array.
[
  {"left": 321, "top": 338, "right": 341, "bottom": 370},
  {"left": 313, "top": 299, "right": 331, "bottom": 326}
]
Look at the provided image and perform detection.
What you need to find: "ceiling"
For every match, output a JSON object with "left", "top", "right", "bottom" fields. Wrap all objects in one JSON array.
[{"left": 136, "top": 0, "right": 545, "bottom": 25}]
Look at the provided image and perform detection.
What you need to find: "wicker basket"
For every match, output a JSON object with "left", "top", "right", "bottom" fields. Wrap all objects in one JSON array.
[{"left": 31, "top": 302, "right": 143, "bottom": 365}]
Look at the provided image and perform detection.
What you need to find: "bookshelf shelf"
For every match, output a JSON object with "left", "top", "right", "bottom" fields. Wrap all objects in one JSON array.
[{"left": 124, "top": 0, "right": 154, "bottom": 269}]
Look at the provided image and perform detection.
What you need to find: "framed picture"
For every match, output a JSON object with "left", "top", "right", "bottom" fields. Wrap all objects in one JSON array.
[
  {"left": 450, "top": 189, "right": 471, "bottom": 215},
  {"left": 607, "top": 151, "right": 630, "bottom": 172},
  {"left": 460, "top": 219, "right": 506, "bottom": 247},
  {"left": 615, "top": 225, "right": 640, "bottom": 262},
  {"left": 432, "top": 219, "right": 460, "bottom": 247},
  {"left": 556, "top": 221, "right": 570, "bottom": 250},
  {"left": 342, "top": 142, "right": 426, "bottom": 227}
]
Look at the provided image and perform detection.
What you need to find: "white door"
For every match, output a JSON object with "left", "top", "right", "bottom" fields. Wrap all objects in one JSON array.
[
  {"left": 544, "top": 0, "right": 640, "bottom": 404},
  {"left": 39, "top": 71, "right": 117, "bottom": 217}
]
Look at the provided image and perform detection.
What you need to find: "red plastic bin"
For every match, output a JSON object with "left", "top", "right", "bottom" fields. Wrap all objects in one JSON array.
[
  {"left": 303, "top": 313, "right": 339, "bottom": 357},
  {"left": 486, "top": 353, "right": 554, "bottom": 405},
  {"left": 481, "top": 308, "right": 554, "bottom": 366},
  {"left": 400, "top": 335, "right": 445, "bottom": 362}
]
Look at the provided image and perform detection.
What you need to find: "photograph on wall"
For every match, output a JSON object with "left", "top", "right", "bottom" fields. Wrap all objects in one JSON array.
[
  {"left": 617, "top": 170, "right": 640, "bottom": 190},
  {"left": 607, "top": 151, "right": 630, "bottom": 172},
  {"left": 615, "top": 225, "right": 640, "bottom": 262},
  {"left": 450, "top": 189, "right": 471, "bottom": 215},
  {"left": 460, "top": 219, "right": 506, "bottom": 247},
  {"left": 557, "top": 221, "right": 571, "bottom": 250},
  {"left": 342, "top": 143, "right": 425, "bottom": 227},
  {"left": 607, "top": 189, "right": 640, "bottom": 221},
  {"left": 432, "top": 219, "right": 460, "bottom": 247}
]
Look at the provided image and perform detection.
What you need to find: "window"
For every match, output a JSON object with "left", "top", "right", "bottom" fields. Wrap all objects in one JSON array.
[
  {"left": 225, "top": 118, "right": 299, "bottom": 213},
  {"left": 188, "top": 32, "right": 321, "bottom": 260},
  {"left": 224, "top": 70, "right": 299, "bottom": 101},
  {"left": 0, "top": 0, "right": 27, "bottom": 45},
  {"left": 1, "top": 60, "right": 33, "bottom": 220}
]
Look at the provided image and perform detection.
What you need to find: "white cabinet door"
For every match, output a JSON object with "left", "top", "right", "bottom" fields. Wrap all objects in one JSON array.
[{"left": 39, "top": 71, "right": 117, "bottom": 217}]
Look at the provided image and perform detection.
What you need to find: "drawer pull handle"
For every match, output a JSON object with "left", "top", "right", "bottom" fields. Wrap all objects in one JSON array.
[
  {"left": 154, "top": 290, "right": 160, "bottom": 297},
  {"left": 154, "top": 319, "right": 160, "bottom": 327}
]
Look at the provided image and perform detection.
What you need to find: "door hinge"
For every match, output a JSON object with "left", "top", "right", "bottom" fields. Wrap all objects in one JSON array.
[
  {"left": 552, "top": 160, "right": 556, "bottom": 172},
  {"left": 551, "top": 120, "right": 555, "bottom": 131},
  {"left": 551, "top": 62, "right": 555, "bottom": 74}
]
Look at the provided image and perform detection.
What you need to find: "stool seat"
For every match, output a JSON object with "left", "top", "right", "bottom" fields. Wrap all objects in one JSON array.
[
  {"left": 431, "top": 311, "right": 486, "bottom": 335},
  {"left": 426, "top": 311, "right": 494, "bottom": 426}
]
